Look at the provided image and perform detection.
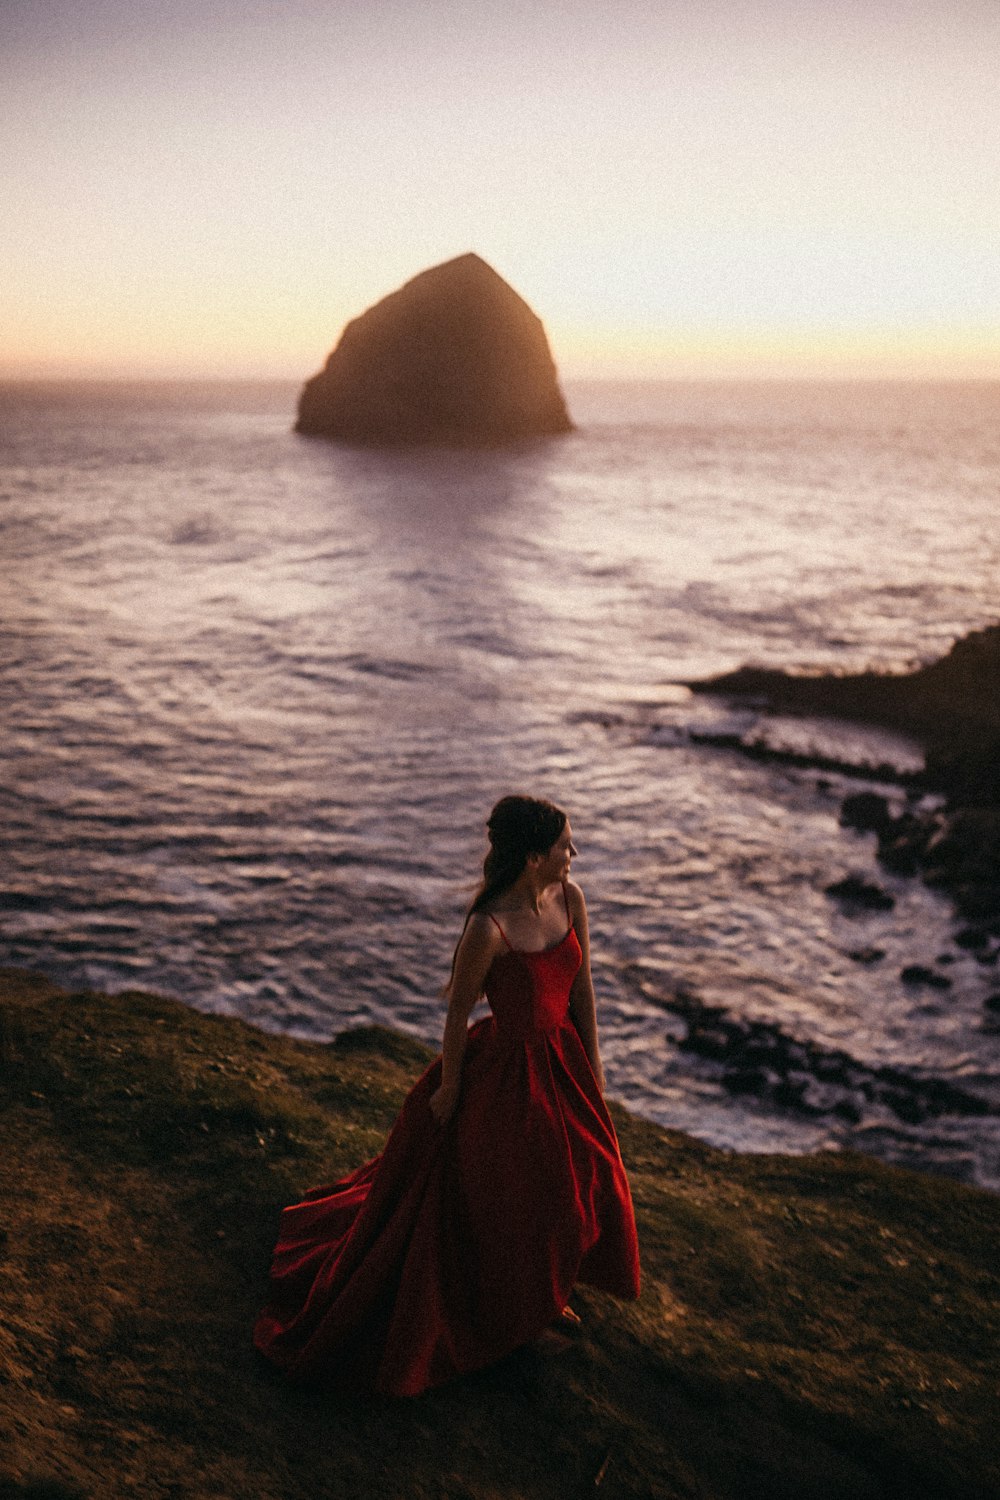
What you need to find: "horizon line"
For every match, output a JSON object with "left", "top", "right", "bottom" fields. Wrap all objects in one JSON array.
[{"left": 3, "top": 370, "right": 999, "bottom": 387}]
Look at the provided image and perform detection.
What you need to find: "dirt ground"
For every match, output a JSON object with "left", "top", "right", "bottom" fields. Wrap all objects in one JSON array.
[{"left": 2, "top": 969, "right": 998, "bottom": 1500}]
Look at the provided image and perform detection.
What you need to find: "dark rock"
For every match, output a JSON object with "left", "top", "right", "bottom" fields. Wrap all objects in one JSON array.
[
  {"left": 984, "top": 994, "right": 1000, "bottom": 1013},
  {"left": 688, "top": 729, "right": 911, "bottom": 786},
  {"left": 825, "top": 876, "right": 896, "bottom": 911},
  {"left": 773, "top": 1077, "right": 810, "bottom": 1111},
  {"left": 951, "top": 883, "right": 1000, "bottom": 924},
  {"left": 840, "top": 792, "right": 895, "bottom": 836},
  {"left": 932, "top": 808, "right": 1000, "bottom": 878},
  {"left": 741, "top": 1038, "right": 786, "bottom": 1071},
  {"left": 925, "top": 740, "right": 1000, "bottom": 804},
  {"left": 900, "top": 965, "right": 953, "bottom": 990},
  {"left": 878, "top": 840, "right": 922, "bottom": 876},
  {"left": 955, "top": 926, "right": 991, "bottom": 951},
  {"left": 657, "top": 977, "right": 993, "bottom": 1127},
  {"left": 880, "top": 1090, "right": 929, "bottom": 1126},
  {"left": 687, "top": 625, "right": 1000, "bottom": 925},
  {"left": 684, "top": 1023, "right": 738, "bottom": 1061},
  {"left": 877, "top": 811, "right": 938, "bottom": 875},
  {"left": 295, "top": 253, "right": 573, "bottom": 446},
  {"left": 810, "top": 1055, "right": 854, "bottom": 1085},
  {"left": 846, "top": 947, "right": 886, "bottom": 965},
  {"left": 688, "top": 622, "right": 1000, "bottom": 766},
  {"left": 915, "top": 1076, "right": 991, "bottom": 1117},
  {"left": 783, "top": 1041, "right": 811, "bottom": 1071},
  {"left": 721, "top": 1066, "right": 773, "bottom": 1097}
]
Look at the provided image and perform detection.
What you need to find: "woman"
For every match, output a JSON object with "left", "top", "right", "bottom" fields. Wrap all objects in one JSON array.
[{"left": 253, "top": 795, "right": 640, "bottom": 1396}]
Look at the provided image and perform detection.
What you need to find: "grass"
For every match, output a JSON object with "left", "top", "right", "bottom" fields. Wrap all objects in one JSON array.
[{"left": 1, "top": 969, "right": 998, "bottom": 1500}]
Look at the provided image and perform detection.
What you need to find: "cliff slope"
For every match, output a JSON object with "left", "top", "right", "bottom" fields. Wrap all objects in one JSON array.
[{"left": 2, "top": 971, "right": 998, "bottom": 1500}]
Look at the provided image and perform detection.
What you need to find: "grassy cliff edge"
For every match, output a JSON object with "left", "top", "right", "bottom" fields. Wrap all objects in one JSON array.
[{"left": 1, "top": 970, "right": 997, "bottom": 1500}]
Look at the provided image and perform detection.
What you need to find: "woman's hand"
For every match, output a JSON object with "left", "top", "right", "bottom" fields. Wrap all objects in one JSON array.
[{"left": 429, "top": 1081, "right": 460, "bottom": 1125}]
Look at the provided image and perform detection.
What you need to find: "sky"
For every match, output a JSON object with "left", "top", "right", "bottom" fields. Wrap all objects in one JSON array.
[{"left": 2, "top": 0, "right": 998, "bottom": 380}]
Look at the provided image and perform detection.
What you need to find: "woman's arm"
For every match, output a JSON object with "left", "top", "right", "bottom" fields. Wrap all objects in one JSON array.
[
  {"left": 428, "top": 914, "right": 498, "bottom": 1124},
  {"left": 567, "top": 882, "right": 605, "bottom": 1091}
]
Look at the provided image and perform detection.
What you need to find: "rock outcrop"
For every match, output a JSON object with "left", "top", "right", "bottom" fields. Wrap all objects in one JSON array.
[
  {"left": 688, "top": 623, "right": 1000, "bottom": 925},
  {"left": 689, "top": 623, "right": 1000, "bottom": 800},
  {"left": 296, "top": 253, "right": 573, "bottom": 445}
]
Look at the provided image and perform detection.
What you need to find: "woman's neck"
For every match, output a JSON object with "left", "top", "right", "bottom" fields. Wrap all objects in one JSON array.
[{"left": 500, "top": 869, "right": 554, "bottom": 917}]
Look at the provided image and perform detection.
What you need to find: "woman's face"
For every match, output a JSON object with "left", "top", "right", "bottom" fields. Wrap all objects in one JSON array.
[{"left": 539, "top": 820, "right": 577, "bottom": 883}]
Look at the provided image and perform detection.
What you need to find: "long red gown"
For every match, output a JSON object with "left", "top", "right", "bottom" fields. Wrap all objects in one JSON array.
[{"left": 252, "top": 907, "right": 641, "bottom": 1397}]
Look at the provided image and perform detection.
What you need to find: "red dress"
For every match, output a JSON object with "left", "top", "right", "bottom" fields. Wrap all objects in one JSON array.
[{"left": 253, "top": 905, "right": 641, "bottom": 1397}]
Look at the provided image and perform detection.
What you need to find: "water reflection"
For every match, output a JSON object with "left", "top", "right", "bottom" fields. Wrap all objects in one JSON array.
[{"left": 310, "top": 435, "right": 571, "bottom": 543}]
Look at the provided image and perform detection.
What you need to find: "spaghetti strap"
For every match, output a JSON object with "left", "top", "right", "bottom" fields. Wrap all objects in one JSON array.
[{"left": 488, "top": 912, "right": 514, "bottom": 950}]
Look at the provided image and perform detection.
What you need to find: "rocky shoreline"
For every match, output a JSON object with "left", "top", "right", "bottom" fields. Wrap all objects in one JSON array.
[
  {"left": 624, "top": 963, "right": 997, "bottom": 1143},
  {"left": 2, "top": 969, "right": 999, "bottom": 1499},
  {"left": 688, "top": 623, "right": 1000, "bottom": 932}
]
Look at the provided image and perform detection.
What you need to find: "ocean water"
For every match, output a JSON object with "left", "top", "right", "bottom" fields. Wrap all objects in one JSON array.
[{"left": 2, "top": 376, "right": 999, "bottom": 1187}]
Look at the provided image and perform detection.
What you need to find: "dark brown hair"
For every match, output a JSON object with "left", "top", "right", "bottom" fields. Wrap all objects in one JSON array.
[{"left": 445, "top": 795, "right": 567, "bottom": 990}]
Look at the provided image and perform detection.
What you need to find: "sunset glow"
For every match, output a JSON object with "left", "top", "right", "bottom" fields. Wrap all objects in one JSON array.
[{"left": 2, "top": 0, "right": 997, "bottom": 380}]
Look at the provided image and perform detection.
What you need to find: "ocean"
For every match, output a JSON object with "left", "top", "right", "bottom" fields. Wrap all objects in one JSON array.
[{"left": 2, "top": 376, "right": 998, "bottom": 1187}]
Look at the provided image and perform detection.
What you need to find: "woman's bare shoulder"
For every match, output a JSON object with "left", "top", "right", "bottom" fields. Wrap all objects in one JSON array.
[
  {"left": 564, "top": 879, "right": 588, "bottom": 917},
  {"left": 460, "top": 910, "right": 503, "bottom": 951}
]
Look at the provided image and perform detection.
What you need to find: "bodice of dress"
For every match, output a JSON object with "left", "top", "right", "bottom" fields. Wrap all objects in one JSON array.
[{"left": 483, "top": 926, "right": 582, "bottom": 1040}]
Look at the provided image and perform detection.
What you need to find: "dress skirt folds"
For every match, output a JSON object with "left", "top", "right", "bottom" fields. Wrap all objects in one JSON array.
[{"left": 253, "top": 922, "right": 641, "bottom": 1396}]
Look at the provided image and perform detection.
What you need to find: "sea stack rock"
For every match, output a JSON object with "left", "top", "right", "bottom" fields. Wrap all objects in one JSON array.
[{"left": 295, "top": 253, "right": 573, "bottom": 445}]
